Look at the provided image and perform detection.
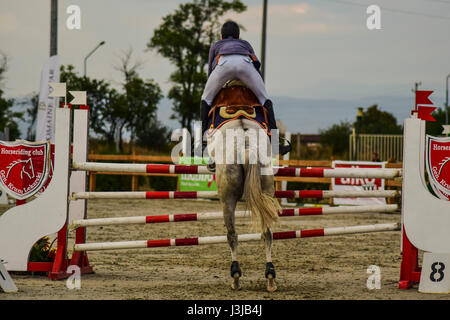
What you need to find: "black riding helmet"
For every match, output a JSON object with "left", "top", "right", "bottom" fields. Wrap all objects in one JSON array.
[{"left": 221, "top": 21, "right": 239, "bottom": 39}]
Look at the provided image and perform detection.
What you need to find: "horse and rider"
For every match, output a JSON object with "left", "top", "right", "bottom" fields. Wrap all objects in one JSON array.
[
  {"left": 200, "top": 20, "right": 291, "bottom": 157},
  {"left": 199, "top": 21, "right": 291, "bottom": 291}
]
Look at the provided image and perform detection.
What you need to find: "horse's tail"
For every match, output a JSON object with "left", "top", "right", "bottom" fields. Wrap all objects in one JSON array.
[{"left": 242, "top": 152, "right": 281, "bottom": 233}]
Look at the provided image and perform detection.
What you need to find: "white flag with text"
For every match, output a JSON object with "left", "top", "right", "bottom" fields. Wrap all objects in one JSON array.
[{"left": 36, "top": 56, "right": 60, "bottom": 143}]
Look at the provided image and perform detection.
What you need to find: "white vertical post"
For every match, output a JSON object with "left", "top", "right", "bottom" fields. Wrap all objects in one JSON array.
[
  {"left": 69, "top": 109, "right": 89, "bottom": 223},
  {"left": 281, "top": 132, "right": 292, "bottom": 206},
  {"left": 182, "top": 128, "right": 189, "bottom": 157}
]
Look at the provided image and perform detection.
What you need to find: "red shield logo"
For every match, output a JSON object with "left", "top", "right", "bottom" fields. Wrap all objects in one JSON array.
[
  {"left": 0, "top": 141, "right": 50, "bottom": 200},
  {"left": 426, "top": 135, "right": 450, "bottom": 199}
]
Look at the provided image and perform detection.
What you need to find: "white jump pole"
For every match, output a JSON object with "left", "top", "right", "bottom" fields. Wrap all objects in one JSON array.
[
  {"left": 71, "top": 204, "right": 398, "bottom": 227},
  {"left": 71, "top": 189, "right": 399, "bottom": 200},
  {"left": 72, "top": 162, "right": 401, "bottom": 179},
  {"left": 73, "top": 222, "right": 401, "bottom": 251}
]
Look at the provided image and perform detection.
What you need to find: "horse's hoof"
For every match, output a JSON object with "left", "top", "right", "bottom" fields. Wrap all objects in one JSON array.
[
  {"left": 266, "top": 274, "right": 277, "bottom": 292},
  {"left": 230, "top": 261, "right": 242, "bottom": 290},
  {"left": 231, "top": 273, "right": 242, "bottom": 290},
  {"left": 265, "top": 262, "right": 276, "bottom": 278}
]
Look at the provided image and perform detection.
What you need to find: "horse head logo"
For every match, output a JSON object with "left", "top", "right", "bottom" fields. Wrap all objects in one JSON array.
[
  {"left": 6, "top": 158, "right": 35, "bottom": 180},
  {"left": 437, "top": 157, "right": 450, "bottom": 178}
]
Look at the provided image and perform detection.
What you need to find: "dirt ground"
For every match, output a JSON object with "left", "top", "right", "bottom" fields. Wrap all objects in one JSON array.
[{"left": 1, "top": 199, "right": 449, "bottom": 300}]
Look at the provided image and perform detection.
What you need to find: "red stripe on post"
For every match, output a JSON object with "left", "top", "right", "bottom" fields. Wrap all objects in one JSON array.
[
  {"left": 274, "top": 167, "right": 297, "bottom": 177},
  {"left": 173, "top": 165, "right": 199, "bottom": 174},
  {"left": 299, "top": 167, "right": 325, "bottom": 177},
  {"left": 273, "top": 231, "right": 297, "bottom": 240},
  {"left": 175, "top": 238, "right": 199, "bottom": 246},
  {"left": 300, "top": 229, "right": 325, "bottom": 238},
  {"left": 146, "top": 164, "right": 170, "bottom": 173},
  {"left": 146, "top": 215, "right": 170, "bottom": 223},
  {"left": 173, "top": 214, "right": 198, "bottom": 222},
  {"left": 279, "top": 209, "right": 295, "bottom": 217},
  {"left": 298, "top": 208, "right": 323, "bottom": 216},
  {"left": 174, "top": 192, "right": 198, "bottom": 199},
  {"left": 145, "top": 191, "right": 170, "bottom": 199},
  {"left": 274, "top": 191, "right": 295, "bottom": 198},
  {"left": 298, "top": 190, "right": 323, "bottom": 198},
  {"left": 147, "top": 239, "right": 171, "bottom": 247}
]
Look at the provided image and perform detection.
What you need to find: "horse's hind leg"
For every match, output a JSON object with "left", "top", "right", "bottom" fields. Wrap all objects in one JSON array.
[
  {"left": 261, "top": 174, "right": 278, "bottom": 292},
  {"left": 216, "top": 164, "right": 244, "bottom": 290},
  {"left": 225, "top": 201, "right": 241, "bottom": 290},
  {"left": 263, "top": 229, "right": 277, "bottom": 292}
]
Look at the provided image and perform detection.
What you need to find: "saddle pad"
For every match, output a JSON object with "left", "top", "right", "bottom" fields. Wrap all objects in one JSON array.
[
  {"left": 207, "top": 106, "right": 270, "bottom": 138},
  {"left": 207, "top": 85, "right": 270, "bottom": 138}
]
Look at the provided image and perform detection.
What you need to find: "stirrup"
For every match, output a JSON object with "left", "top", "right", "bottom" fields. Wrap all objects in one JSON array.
[
  {"left": 279, "top": 138, "right": 292, "bottom": 156},
  {"left": 207, "top": 158, "right": 216, "bottom": 173}
]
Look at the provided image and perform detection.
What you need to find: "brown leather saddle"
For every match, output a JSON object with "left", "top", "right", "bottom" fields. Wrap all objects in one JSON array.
[{"left": 208, "top": 80, "right": 268, "bottom": 125}]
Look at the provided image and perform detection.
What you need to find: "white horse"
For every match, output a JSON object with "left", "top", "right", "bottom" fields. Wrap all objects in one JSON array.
[{"left": 206, "top": 85, "right": 281, "bottom": 292}]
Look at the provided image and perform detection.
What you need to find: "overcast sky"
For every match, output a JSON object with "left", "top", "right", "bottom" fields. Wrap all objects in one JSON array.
[{"left": 1, "top": 0, "right": 449, "bottom": 132}]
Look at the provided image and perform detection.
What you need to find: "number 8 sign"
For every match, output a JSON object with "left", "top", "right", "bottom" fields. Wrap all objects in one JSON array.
[{"left": 419, "top": 253, "right": 450, "bottom": 293}]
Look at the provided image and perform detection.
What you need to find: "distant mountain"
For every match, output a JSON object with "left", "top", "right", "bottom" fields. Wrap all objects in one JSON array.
[
  {"left": 13, "top": 94, "right": 439, "bottom": 139},
  {"left": 271, "top": 95, "right": 417, "bottom": 134},
  {"left": 156, "top": 95, "right": 421, "bottom": 134}
]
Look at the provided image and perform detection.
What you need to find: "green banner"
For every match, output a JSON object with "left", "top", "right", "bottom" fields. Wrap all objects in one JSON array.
[{"left": 178, "top": 157, "right": 216, "bottom": 191}]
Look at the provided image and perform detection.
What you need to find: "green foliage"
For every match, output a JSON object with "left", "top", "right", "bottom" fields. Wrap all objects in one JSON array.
[
  {"left": 60, "top": 65, "right": 120, "bottom": 142},
  {"left": 147, "top": 0, "right": 246, "bottom": 131},
  {"left": 318, "top": 105, "right": 402, "bottom": 159},
  {"left": 59, "top": 64, "right": 167, "bottom": 151},
  {"left": 426, "top": 107, "right": 447, "bottom": 136},
  {"left": 319, "top": 121, "right": 352, "bottom": 156},
  {"left": 354, "top": 104, "right": 403, "bottom": 134},
  {"left": 0, "top": 53, "right": 23, "bottom": 140},
  {"left": 0, "top": 88, "right": 23, "bottom": 140},
  {"left": 29, "top": 237, "right": 55, "bottom": 263}
]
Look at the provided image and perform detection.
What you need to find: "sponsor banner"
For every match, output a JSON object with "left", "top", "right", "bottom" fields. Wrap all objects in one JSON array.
[
  {"left": 179, "top": 157, "right": 216, "bottom": 192},
  {"left": 426, "top": 135, "right": 450, "bottom": 200},
  {"left": 0, "top": 141, "right": 50, "bottom": 200},
  {"left": 332, "top": 160, "right": 386, "bottom": 205},
  {"left": 36, "top": 56, "right": 60, "bottom": 143}
]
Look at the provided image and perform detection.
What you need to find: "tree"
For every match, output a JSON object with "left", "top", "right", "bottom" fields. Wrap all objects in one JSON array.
[
  {"left": 426, "top": 107, "right": 447, "bottom": 136},
  {"left": 319, "top": 121, "right": 352, "bottom": 156},
  {"left": 24, "top": 93, "right": 39, "bottom": 141},
  {"left": 114, "top": 50, "right": 164, "bottom": 150},
  {"left": 59, "top": 60, "right": 165, "bottom": 152},
  {"left": 147, "top": 0, "right": 246, "bottom": 131},
  {"left": 0, "top": 52, "right": 24, "bottom": 140},
  {"left": 60, "top": 64, "right": 119, "bottom": 141},
  {"left": 355, "top": 104, "right": 403, "bottom": 134}
]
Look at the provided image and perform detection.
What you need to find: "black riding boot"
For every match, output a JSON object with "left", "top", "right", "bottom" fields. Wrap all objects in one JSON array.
[
  {"left": 263, "top": 99, "right": 292, "bottom": 156},
  {"left": 200, "top": 100, "right": 215, "bottom": 172},
  {"left": 200, "top": 100, "right": 210, "bottom": 138}
]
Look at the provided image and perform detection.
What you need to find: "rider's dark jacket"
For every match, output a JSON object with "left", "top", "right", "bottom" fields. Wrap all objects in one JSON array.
[{"left": 207, "top": 38, "right": 261, "bottom": 77}]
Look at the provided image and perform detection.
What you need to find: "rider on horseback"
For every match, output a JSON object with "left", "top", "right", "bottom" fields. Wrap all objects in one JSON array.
[{"left": 200, "top": 20, "right": 292, "bottom": 156}]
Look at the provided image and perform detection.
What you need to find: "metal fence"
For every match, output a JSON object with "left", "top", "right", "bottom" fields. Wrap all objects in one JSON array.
[{"left": 349, "top": 133, "right": 403, "bottom": 162}]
